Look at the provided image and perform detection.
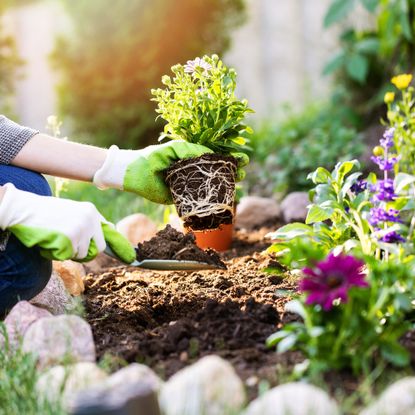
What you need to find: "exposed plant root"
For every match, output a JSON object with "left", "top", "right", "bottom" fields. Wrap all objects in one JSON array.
[{"left": 166, "top": 154, "right": 237, "bottom": 230}]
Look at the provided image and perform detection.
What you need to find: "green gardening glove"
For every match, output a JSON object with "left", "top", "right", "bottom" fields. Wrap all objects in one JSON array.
[
  {"left": 93, "top": 141, "right": 249, "bottom": 204},
  {"left": 0, "top": 184, "right": 136, "bottom": 263}
]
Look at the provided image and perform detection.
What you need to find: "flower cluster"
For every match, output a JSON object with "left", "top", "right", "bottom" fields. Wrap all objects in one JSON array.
[
  {"left": 299, "top": 253, "right": 367, "bottom": 311},
  {"left": 369, "top": 128, "right": 405, "bottom": 243}
]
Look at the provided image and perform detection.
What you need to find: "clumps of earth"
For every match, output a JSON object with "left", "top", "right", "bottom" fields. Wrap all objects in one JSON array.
[{"left": 135, "top": 225, "right": 226, "bottom": 269}]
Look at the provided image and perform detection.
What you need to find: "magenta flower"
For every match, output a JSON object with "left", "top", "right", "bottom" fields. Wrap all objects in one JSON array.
[
  {"left": 184, "top": 57, "right": 212, "bottom": 75},
  {"left": 299, "top": 253, "right": 368, "bottom": 311}
]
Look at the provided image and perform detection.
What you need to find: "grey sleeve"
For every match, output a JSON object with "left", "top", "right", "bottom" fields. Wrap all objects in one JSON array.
[{"left": 0, "top": 115, "right": 39, "bottom": 164}]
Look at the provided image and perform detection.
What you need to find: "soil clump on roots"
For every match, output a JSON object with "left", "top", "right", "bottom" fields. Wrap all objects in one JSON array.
[
  {"left": 135, "top": 225, "right": 226, "bottom": 268},
  {"left": 84, "top": 227, "right": 299, "bottom": 400},
  {"left": 165, "top": 153, "right": 237, "bottom": 230}
]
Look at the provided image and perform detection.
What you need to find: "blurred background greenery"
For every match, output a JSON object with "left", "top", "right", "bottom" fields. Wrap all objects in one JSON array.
[{"left": 1, "top": 0, "right": 415, "bottom": 222}]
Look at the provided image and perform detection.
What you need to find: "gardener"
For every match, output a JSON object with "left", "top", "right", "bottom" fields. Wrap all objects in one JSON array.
[{"left": 0, "top": 115, "right": 214, "bottom": 317}]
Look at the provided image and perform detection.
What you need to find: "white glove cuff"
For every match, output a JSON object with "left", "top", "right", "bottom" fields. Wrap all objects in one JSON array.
[{"left": 93, "top": 145, "right": 136, "bottom": 190}]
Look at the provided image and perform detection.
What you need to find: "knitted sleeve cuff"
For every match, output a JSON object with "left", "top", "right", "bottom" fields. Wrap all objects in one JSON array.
[{"left": 0, "top": 115, "right": 39, "bottom": 164}]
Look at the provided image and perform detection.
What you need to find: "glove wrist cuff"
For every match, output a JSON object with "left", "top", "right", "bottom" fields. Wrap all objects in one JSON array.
[{"left": 93, "top": 145, "right": 125, "bottom": 190}]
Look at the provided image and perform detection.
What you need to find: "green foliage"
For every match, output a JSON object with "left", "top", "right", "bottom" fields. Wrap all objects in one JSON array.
[
  {"left": 323, "top": 0, "right": 415, "bottom": 123},
  {"left": 267, "top": 254, "right": 415, "bottom": 376},
  {"left": 56, "top": 180, "right": 164, "bottom": 224},
  {"left": 0, "top": 325, "right": 66, "bottom": 415},
  {"left": 247, "top": 103, "right": 364, "bottom": 195},
  {"left": 0, "top": 2, "right": 24, "bottom": 116},
  {"left": 152, "top": 54, "right": 253, "bottom": 154},
  {"left": 51, "top": 0, "right": 246, "bottom": 149}
]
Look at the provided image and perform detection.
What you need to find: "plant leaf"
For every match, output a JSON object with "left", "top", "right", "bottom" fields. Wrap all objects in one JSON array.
[
  {"left": 324, "top": 0, "right": 356, "bottom": 28},
  {"left": 360, "top": 0, "right": 378, "bottom": 12},
  {"left": 346, "top": 53, "right": 369, "bottom": 83},
  {"left": 266, "top": 223, "right": 313, "bottom": 240},
  {"left": 306, "top": 204, "right": 333, "bottom": 224}
]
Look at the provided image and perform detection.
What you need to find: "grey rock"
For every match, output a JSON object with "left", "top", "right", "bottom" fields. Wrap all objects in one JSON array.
[
  {"left": 72, "top": 365, "right": 162, "bottom": 415},
  {"left": 2, "top": 301, "right": 52, "bottom": 349},
  {"left": 243, "top": 382, "right": 340, "bottom": 415},
  {"left": 361, "top": 377, "right": 415, "bottom": 415},
  {"left": 22, "top": 315, "right": 95, "bottom": 369},
  {"left": 30, "top": 271, "right": 76, "bottom": 315},
  {"left": 36, "top": 362, "right": 107, "bottom": 410},
  {"left": 104, "top": 363, "right": 163, "bottom": 393},
  {"left": 160, "top": 355, "right": 245, "bottom": 415},
  {"left": 235, "top": 196, "right": 281, "bottom": 229},
  {"left": 280, "top": 192, "right": 310, "bottom": 223}
]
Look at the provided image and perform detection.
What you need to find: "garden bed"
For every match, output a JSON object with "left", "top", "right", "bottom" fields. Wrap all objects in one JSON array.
[{"left": 83, "top": 227, "right": 302, "bottom": 400}]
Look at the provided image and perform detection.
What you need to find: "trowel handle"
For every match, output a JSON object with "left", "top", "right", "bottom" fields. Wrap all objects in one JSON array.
[{"left": 103, "top": 244, "right": 127, "bottom": 264}]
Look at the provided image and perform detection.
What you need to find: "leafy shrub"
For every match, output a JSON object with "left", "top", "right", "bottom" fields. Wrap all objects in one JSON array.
[
  {"left": 0, "top": 2, "right": 24, "bottom": 116},
  {"left": 323, "top": 0, "right": 415, "bottom": 124},
  {"left": 51, "top": 0, "right": 246, "bottom": 149},
  {"left": 246, "top": 103, "right": 364, "bottom": 196}
]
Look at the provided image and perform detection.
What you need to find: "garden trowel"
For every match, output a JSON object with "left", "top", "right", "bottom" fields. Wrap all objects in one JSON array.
[{"left": 104, "top": 245, "right": 224, "bottom": 271}]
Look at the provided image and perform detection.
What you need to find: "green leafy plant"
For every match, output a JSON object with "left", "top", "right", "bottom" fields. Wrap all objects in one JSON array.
[
  {"left": 0, "top": 2, "right": 24, "bottom": 116},
  {"left": 267, "top": 252, "right": 415, "bottom": 377},
  {"left": 323, "top": 0, "right": 415, "bottom": 123},
  {"left": 246, "top": 103, "right": 363, "bottom": 196},
  {"left": 151, "top": 54, "right": 253, "bottom": 155}
]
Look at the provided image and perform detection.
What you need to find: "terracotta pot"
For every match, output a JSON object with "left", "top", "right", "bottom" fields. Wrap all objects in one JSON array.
[{"left": 185, "top": 223, "right": 234, "bottom": 252}]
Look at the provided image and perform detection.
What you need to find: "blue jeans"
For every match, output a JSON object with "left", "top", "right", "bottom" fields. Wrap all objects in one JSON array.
[{"left": 0, "top": 165, "right": 52, "bottom": 318}]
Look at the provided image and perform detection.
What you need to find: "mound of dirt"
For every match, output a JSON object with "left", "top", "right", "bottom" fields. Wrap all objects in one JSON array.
[{"left": 135, "top": 225, "right": 226, "bottom": 269}]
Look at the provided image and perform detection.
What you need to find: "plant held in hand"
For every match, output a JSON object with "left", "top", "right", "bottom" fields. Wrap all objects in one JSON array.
[{"left": 152, "top": 55, "right": 253, "bottom": 230}]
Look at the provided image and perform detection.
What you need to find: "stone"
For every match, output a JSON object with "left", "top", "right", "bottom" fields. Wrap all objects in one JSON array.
[
  {"left": 53, "top": 260, "right": 85, "bottom": 296},
  {"left": 235, "top": 196, "right": 281, "bottom": 229},
  {"left": 116, "top": 213, "right": 158, "bottom": 246},
  {"left": 280, "top": 192, "right": 310, "bottom": 223},
  {"left": 30, "top": 271, "right": 76, "bottom": 315},
  {"left": 159, "top": 355, "right": 245, "bottom": 415},
  {"left": 72, "top": 364, "right": 163, "bottom": 415},
  {"left": 2, "top": 301, "right": 52, "bottom": 349},
  {"left": 243, "top": 382, "right": 340, "bottom": 415},
  {"left": 361, "top": 377, "right": 415, "bottom": 415},
  {"left": 83, "top": 252, "right": 120, "bottom": 274},
  {"left": 22, "top": 314, "right": 95, "bottom": 369},
  {"left": 36, "top": 362, "right": 107, "bottom": 410},
  {"left": 104, "top": 363, "right": 163, "bottom": 393}
]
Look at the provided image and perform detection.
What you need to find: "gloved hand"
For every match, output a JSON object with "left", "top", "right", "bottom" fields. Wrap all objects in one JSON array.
[
  {"left": 93, "top": 141, "right": 248, "bottom": 204},
  {"left": 0, "top": 183, "right": 136, "bottom": 263}
]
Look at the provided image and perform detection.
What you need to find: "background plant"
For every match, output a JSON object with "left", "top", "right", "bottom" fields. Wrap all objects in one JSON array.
[
  {"left": 51, "top": 0, "right": 246, "bottom": 149},
  {"left": 323, "top": 0, "right": 415, "bottom": 126},
  {"left": 151, "top": 54, "right": 253, "bottom": 155},
  {"left": 267, "top": 253, "right": 415, "bottom": 377},
  {"left": 245, "top": 103, "right": 364, "bottom": 197},
  {"left": 0, "top": 1, "right": 24, "bottom": 117}
]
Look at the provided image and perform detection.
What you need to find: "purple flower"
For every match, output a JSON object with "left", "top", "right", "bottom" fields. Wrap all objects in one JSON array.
[
  {"left": 380, "top": 231, "right": 406, "bottom": 243},
  {"left": 368, "top": 207, "right": 401, "bottom": 226},
  {"left": 299, "top": 253, "right": 368, "bottom": 311},
  {"left": 184, "top": 57, "right": 212, "bottom": 75},
  {"left": 380, "top": 128, "right": 395, "bottom": 149},
  {"left": 351, "top": 180, "right": 367, "bottom": 194},
  {"left": 371, "top": 155, "right": 399, "bottom": 171},
  {"left": 370, "top": 179, "right": 397, "bottom": 202}
]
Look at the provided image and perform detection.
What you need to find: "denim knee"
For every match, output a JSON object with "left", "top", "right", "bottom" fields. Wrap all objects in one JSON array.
[{"left": 0, "top": 164, "right": 52, "bottom": 196}]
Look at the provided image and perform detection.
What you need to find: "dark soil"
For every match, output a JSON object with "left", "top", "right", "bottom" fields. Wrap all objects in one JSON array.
[
  {"left": 165, "top": 154, "right": 237, "bottom": 230},
  {"left": 84, "top": 226, "right": 300, "bottom": 400},
  {"left": 135, "top": 225, "right": 226, "bottom": 269}
]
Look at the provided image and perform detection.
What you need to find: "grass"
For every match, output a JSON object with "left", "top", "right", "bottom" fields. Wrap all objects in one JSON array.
[{"left": 0, "top": 325, "right": 66, "bottom": 415}]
